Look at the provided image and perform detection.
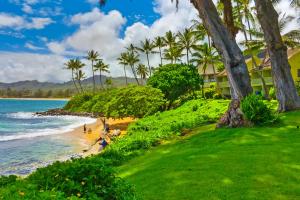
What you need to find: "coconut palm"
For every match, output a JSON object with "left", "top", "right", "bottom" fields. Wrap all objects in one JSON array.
[
  {"left": 125, "top": 51, "right": 140, "bottom": 85},
  {"left": 163, "top": 31, "right": 177, "bottom": 50},
  {"left": 64, "top": 59, "right": 80, "bottom": 93},
  {"left": 154, "top": 36, "right": 166, "bottom": 66},
  {"left": 73, "top": 59, "right": 86, "bottom": 92},
  {"left": 191, "top": 44, "right": 220, "bottom": 74},
  {"left": 164, "top": 45, "right": 183, "bottom": 64},
  {"left": 94, "top": 59, "right": 110, "bottom": 89},
  {"left": 177, "top": 28, "right": 198, "bottom": 64},
  {"left": 136, "top": 64, "right": 149, "bottom": 85},
  {"left": 86, "top": 50, "right": 99, "bottom": 93},
  {"left": 117, "top": 52, "right": 129, "bottom": 85},
  {"left": 136, "top": 39, "right": 156, "bottom": 76}
]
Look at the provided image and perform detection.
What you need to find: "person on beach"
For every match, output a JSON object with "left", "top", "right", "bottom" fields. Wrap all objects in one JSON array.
[
  {"left": 83, "top": 124, "right": 87, "bottom": 134},
  {"left": 97, "top": 137, "right": 108, "bottom": 152}
]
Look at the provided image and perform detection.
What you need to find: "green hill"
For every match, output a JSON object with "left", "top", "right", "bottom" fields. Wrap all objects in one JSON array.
[{"left": 118, "top": 110, "right": 300, "bottom": 199}]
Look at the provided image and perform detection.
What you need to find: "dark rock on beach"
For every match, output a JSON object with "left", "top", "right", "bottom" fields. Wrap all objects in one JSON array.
[{"left": 36, "top": 109, "right": 98, "bottom": 118}]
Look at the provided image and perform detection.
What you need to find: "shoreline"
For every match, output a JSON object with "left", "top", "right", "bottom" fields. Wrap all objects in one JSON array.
[
  {"left": 61, "top": 117, "right": 135, "bottom": 158},
  {"left": 0, "top": 97, "right": 70, "bottom": 101}
]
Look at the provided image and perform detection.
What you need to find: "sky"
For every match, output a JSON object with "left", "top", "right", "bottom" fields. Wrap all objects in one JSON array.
[{"left": 0, "top": 0, "right": 298, "bottom": 83}]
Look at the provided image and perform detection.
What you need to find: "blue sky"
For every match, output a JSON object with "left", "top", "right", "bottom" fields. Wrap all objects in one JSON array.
[
  {"left": 0, "top": 0, "right": 297, "bottom": 83},
  {"left": 0, "top": 0, "right": 160, "bottom": 53}
]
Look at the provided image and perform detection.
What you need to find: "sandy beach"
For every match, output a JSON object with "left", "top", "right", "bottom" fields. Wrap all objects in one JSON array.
[{"left": 65, "top": 117, "right": 135, "bottom": 157}]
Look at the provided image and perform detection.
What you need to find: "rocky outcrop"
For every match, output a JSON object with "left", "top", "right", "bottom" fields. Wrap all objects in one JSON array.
[{"left": 36, "top": 109, "right": 98, "bottom": 118}]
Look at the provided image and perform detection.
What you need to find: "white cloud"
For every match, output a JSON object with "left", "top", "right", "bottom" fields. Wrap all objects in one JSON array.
[
  {"left": 0, "top": 13, "right": 25, "bottom": 28},
  {"left": 46, "top": 1, "right": 197, "bottom": 77},
  {"left": 26, "top": 17, "right": 54, "bottom": 29},
  {"left": 47, "top": 42, "right": 66, "bottom": 54},
  {"left": 25, "top": 42, "right": 44, "bottom": 50},
  {"left": 22, "top": 4, "right": 33, "bottom": 14},
  {"left": 0, "top": 52, "right": 69, "bottom": 83},
  {"left": 0, "top": 13, "right": 53, "bottom": 30}
]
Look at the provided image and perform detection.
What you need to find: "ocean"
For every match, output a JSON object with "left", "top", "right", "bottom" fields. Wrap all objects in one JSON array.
[{"left": 0, "top": 99, "right": 96, "bottom": 176}]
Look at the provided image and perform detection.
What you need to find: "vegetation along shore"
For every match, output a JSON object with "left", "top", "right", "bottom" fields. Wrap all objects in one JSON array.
[{"left": 1, "top": 0, "right": 300, "bottom": 200}]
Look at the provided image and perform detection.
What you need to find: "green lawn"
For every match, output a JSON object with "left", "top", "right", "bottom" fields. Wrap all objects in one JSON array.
[{"left": 118, "top": 112, "right": 300, "bottom": 200}]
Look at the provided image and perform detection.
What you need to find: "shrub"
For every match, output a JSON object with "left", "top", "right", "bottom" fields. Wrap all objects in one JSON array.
[
  {"left": 65, "top": 85, "right": 165, "bottom": 119},
  {"left": 64, "top": 93, "right": 93, "bottom": 112},
  {"left": 241, "top": 94, "right": 275, "bottom": 125},
  {"left": 26, "top": 156, "right": 135, "bottom": 200},
  {"left": 269, "top": 87, "right": 276, "bottom": 100},
  {"left": 147, "top": 64, "right": 203, "bottom": 106}
]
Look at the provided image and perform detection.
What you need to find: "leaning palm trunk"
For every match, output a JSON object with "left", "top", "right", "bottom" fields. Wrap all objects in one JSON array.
[
  {"left": 71, "top": 69, "right": 80, "bottom": 93},
  {"left": 190, "top": 0, "right": 253, "bottom": 127},
  {"left": 254, "top": 0, "right": 300, "bottom": 111},
  {"left": 130, "top": 65, "right": 140, "bottom": 85},
  {"left": 77, "top": 79, "right": 84, "bottom": 93}
]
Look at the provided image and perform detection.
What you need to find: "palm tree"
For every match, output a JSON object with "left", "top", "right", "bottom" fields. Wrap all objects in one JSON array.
[
  {"left": 74, "top": 59, "right": 85, "bottom": 92},
  {"left": 163, "top": 31, "right": 177, "bottom": 50},
  {"left": 94, "top": 59, "right": 110, "bottom": 89},
  {"left": 86, "top": 50, "right": 99, "bottom": 93},
  {"left": 125, "top": 51, "right": 140, "bottom": 85},
  {"left": 117, "top": 52, "right": 129, "bottom": 85},
  {"left": 164, "top": 45, "right": 183, "bottom": 64},
  {"left": 136, "top": 39, "right": 156, "bottom": 76},
  {"left": 75, "top": 70, "right": 86, "bottom": 93},
  {"left": 64, "top": 59, "right": 80, "bottom": 93},
  {"left": 136, "top": 64, "right": 149, "bottom": 85},
  {"left": 154, "top": 36, "right": 166, "bottom": 66},
  {"left": 178, "top": 28, "right": 198, "bottom": 64}
]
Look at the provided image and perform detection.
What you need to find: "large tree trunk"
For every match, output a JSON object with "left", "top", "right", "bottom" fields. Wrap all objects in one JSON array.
[
  {"left": 190, "top": 0, "right": 253, "bottom": 127},
  {"left": 191, "top": 0, "right": 252, "bottom": 100},
  {"left": 220, "top": 0, "right": 239, "bottom": 39},
  {"left": 254, "top": 0, "right": 300, "bottom": 111}
]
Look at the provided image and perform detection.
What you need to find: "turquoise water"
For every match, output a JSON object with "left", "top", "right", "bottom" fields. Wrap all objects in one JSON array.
[{"left": 0, "top": 99, "right": 95, "bottom": 175}]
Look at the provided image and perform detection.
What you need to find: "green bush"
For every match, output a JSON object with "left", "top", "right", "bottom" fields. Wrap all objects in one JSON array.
[
  {"left": 64, "top": 93, "right": 94, "bottom": 112},
  {"left": 147, "top": 64, "right": 203, "bottom": 106},
  {"left": 241, "top": 94, "right": 275, "bottom": 125},
  {"left": 65, "top": 85, "right": 165, "bottom": 118},
  {"left": 1, "top": 157, "right": 136, "bottom": 200},
  {"left": 269, "top": 87, "right": 276, "bottom": 100}
]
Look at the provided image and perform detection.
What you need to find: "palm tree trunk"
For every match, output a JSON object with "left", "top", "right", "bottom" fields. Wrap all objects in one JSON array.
[
  {"left": 131, "top": 65, "right": 140, "bottom": 85},
  {"left": 71, "top": 69, "right": 80, "bottom": 93},
  {"left": 254, "top": 0, "right": 300, "bottom": 111},
  {"left": 100, "top": 70, "right": 104, "bottom": 89},
  {"left": 159, "top": 47, "right": 163, "bottom": 66},
  {"left": 77, "top": 79, "right": 84, "bottom": 93},
  {"left": 191, "top": 0, "right": 252, "bottom": 100},
  {"left": 186, "top": 49, "right": 189, "bottom": 65},
  {"left": 92, "top": 61, "right": 96, "bottom": 93},
  {"left": 146, "top": 53, "right": 151, "bottom": 76},
  {"left": 123, "top": 65, "right": 128, "bottom": 85}
]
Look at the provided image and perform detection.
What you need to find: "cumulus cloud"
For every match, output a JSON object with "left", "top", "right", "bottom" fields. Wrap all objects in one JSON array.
[
  {"left": 0, "top": 13, "right": 53, "bottom": 30},
  {"left": 0, "top": 52, "right": 69, "bottom": 83},
  {"left": 46, "top": 1, "right": 197, "bottom": 77}
]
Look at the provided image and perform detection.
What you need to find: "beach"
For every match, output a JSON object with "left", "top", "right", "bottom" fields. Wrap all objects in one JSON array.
[{"left": 66, "top": 117, "right": 135, "bottom": 157}]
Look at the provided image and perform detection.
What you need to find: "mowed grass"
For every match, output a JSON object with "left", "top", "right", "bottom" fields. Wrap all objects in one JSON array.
[{"left": 118, "top": 111, "right": 300, "bottom": 200}]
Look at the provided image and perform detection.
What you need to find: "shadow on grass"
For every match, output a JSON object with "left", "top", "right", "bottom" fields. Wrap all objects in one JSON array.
[{"left": 117, "top": 115, "right": 300, "bottom": 200}]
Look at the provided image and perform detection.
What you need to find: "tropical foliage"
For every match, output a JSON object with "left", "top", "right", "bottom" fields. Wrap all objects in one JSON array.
[{"left": 148, "top": 64, "right": 203, "bottom": 107}]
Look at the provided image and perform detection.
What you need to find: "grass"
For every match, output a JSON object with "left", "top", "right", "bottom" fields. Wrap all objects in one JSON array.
[{"left": 118, "top": 111, "right": 300, "bottom": 200}]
